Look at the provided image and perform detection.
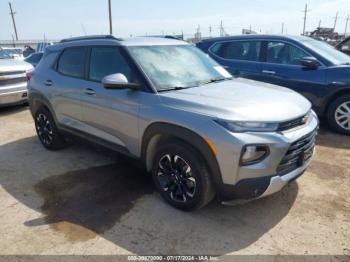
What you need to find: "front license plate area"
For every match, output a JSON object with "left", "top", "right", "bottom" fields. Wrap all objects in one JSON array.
[{"left": 299, "top": 146, "right": 314, "bottom": 166}]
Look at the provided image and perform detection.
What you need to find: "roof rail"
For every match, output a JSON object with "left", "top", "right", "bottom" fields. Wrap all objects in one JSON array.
[{"left": 60, "top": 35, "right": 122, "bottom": 43}]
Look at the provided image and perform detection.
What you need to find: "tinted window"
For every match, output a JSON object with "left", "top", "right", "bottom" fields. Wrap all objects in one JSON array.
[
  {"left": 212, "top": 41, "right": 261, "bottom": 61},
  {"left": 58, "top": 48, "right": 86, "bottom": 78},
  {"left": 89, "top": 47, "right": 132, "bottom": 82},
  {"left": 267, "top": 42, "right": 308, "bottom": 65}
]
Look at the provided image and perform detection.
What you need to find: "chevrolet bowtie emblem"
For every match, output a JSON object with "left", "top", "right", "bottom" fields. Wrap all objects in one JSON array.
[{"left": 302, "top": 114, "right": 309, "bottom": 124}]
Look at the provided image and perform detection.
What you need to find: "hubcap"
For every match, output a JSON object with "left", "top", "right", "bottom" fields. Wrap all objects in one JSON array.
[
  {"left": 36, "top": 113, "right": 53, "bottom": 146},
  {"left": 335, "top": 101, "right": 350, "bottom": 130},
  {"left": 157, "top": 154, "right": 196, "bottom": 203}
]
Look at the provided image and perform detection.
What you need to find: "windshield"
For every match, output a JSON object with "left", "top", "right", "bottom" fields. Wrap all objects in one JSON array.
[
  {"left": 302, "top": 39, "right": 350, "bottom": 65},
  {"left": 0, "top": 50, "right": 11, "bottom": 59},
  {"left": 127, "top": 45, "right": 232, "bottom": 91}
]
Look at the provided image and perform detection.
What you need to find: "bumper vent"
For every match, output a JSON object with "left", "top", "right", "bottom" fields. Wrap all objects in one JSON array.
[{"left": 276, "top": 129, "right": 317, "bottom": 176}]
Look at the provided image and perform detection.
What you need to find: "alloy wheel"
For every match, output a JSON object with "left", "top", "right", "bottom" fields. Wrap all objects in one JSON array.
[
  {"left": 157, "top": 154, "right": 196, "bottom": 203},
  {"left": 36, "top": 113, "right": 53, "bottom": 146},
  {"left": 335, "top": 101, "right": 350, "bottom": 131}
]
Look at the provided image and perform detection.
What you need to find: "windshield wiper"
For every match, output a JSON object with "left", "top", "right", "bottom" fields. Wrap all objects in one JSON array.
[
  {"left": 157, "top": 86, "right": 193, "bottom": 92},
  {"left": 199, "top": 78, "right": 231, "bottom": 86}
]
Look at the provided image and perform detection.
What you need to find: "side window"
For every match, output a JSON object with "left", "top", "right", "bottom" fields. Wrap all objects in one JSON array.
[
  {"left": 211, "top": 41, "right": 261, "bottom": 61},
  {"left": 89, "top": 47, "right": 132, "bottom": 82},
  {"left": 57, "top": 48, "right": 86, "bottom": 78},
  {"left": 267, "top": 42, "right": 309, "bottom": 65}
]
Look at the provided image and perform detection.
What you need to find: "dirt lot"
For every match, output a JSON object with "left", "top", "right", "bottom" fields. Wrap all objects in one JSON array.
[{"left": 0, "top": 105, "right": 349, "bottom": 257}]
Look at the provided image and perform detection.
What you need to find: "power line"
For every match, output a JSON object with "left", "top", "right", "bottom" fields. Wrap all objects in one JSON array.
[
  {"left": 302, "top": 4, "right": 310, "bottom": 35},
  {"left": 108, "top": 0, "right": 113, "bottom": 35},
  {"left": 8, "top": 2, "right": 18, "bottom": 40}
]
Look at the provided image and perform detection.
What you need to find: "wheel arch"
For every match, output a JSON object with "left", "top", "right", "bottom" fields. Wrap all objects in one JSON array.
[
  {"left": 323, "top": 88, "right": 350, "bottom": 115},
  {"left": 29, "top": 92, "right": 58, "bottom": 123},
  {"left": 141, "top": 122, "right": 223, "bottom": 187}
]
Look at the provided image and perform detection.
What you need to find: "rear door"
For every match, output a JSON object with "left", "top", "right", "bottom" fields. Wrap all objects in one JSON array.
[
  {"left": 50, "top": 47, "right": 89, "bottom": 130},
  {"left": 259, "top": 40, "right": 328, "bottom": 106},
  {"left": 209, "top": 40, "right": 264, "bottom": 81}
]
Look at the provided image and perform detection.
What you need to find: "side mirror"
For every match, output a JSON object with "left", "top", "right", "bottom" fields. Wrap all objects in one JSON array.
[
  {"left": 102, "top": 73, "right": 140, "bottom": 90},
  {"left": 300, "top": 57, "right": 320, "bottom": 69}
]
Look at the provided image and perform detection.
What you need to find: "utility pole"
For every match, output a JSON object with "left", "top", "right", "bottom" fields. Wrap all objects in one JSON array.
[
  {"left": 345, "top": 15, "right": 350, "bottom": 36},
  {"left": 333, "top": 11, "right": 339, "bottom": 31},
  {"left": 220, "top": 20, "right": 224, "bottom": 37},
  {"left": 318, "top": 20, "right": 322, "bottom": 28},
  {"left": 209, "top": 25, "right": 212, "bottom": 37},
  {"left": 281, "top": 23, "right": 284, "bottom": 34},
  {"left": 81, "top": 24, "right": 87, "bottom": 35},
  {"left": 302, "top": 4, "right": 310, "bottom": 35},
  {"left": 8, "top": 2, "right": 18, "bottom": 40},
  {"left": 108, "top": 0, "right": 113, "bottom": 35}
]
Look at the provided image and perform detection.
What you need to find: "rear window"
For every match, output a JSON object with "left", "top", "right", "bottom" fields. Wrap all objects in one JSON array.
[
  {"left": 211, "top": 41, "right": 261, "bottom": 61},
  {"left": 57, "top": 48, "right": 87, "bottom": 78}
]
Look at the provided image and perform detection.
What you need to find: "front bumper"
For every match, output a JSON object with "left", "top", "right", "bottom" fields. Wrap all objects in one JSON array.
[
  {"left": 221, "top": 158, "right": 311, "bottom": 205},
  {"left": 0, "top": 83, "right": 28, "bottom": 106},
  {"left": 211, "top": 112, "right": 318, "bottom": 203}
]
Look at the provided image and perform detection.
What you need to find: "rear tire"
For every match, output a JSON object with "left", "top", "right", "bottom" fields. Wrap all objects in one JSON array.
[
  {"left": 326, "top": 95, "right": 350, "bottom": 135},
  {"left": 151, "top": 140, "right": 215, "bottom": 211},
  {"left": 34, "top": 107, "right": 67, "bottom": 150}
]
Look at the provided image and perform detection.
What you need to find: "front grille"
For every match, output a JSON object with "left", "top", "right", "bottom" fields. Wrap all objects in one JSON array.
[
  {"left": 276, "top": 129, "right": 317, "bottom": 176},
  {"left": 278, "top": 114, "right": 308, "bottom": 131},
  {"left": 0, "top": 77, "right": 26, "bottom": 86}
]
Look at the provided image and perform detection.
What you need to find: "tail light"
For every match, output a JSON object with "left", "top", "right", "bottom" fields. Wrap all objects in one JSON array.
[{"left": 25, "top": 70, "right": 33, "bottom": 81}]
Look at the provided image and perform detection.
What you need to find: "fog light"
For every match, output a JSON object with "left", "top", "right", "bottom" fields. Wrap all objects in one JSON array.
[{"left": 240, "top": 145, "right": 269, "bottom": 166}]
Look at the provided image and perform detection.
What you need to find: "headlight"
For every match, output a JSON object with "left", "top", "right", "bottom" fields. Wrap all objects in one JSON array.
[
  {"left": 215, "top": 120, "right": 279, "bottom": 132},
  {"left": 240, "top": 145, "right": 269, "bottom": 166}
]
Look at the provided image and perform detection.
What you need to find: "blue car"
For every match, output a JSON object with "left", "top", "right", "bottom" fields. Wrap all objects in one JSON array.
[{"left": 197, "top": 35, "right": 350, "bottom": 135}]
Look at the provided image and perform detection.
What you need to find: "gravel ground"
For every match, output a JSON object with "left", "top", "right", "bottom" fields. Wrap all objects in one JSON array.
[{"left": 0, "top": 105, "right": 349, "bottom": 258}]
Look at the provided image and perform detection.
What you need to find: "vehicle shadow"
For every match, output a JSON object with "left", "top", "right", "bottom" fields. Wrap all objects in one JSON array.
[
  {"left": 316, "top": 123, "right": 350, "bottom": 150},
  {"left": 0, "top": 104, "right": 28, "bottom": 117},
  {"left": 0, "top": 136, "right": 299, "bottom": 255}
]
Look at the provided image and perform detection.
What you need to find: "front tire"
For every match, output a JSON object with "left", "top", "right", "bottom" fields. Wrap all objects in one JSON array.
[
  {"left": 34, "top": 107, "right": 67, "bottom": 150},
  {"left": 327, "top": 95, "right": 350, "bottom": 135},
  {"left": 152, "top": 140, "right": 215, "bottom": 211}
]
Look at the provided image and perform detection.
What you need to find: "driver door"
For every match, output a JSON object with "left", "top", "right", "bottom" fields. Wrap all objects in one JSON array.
[{"left": 80, "top": 46, "right": 141, "bottom": 153}]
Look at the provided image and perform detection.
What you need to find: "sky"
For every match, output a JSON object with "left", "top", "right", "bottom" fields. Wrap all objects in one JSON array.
[{"left": 1, "top": 0, "right": 350, "bottom": 40}]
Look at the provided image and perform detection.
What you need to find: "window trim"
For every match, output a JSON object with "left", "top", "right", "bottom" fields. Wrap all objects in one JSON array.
[
  {"left": 55, "top": 46, "right": 89, "bottom": 80},
  {"left": 262, "top": 40, "right": 325, "bottom": 67},
  {"left": 85, "top": 45, "right": 155, "bottom": 93},
  {"left": 208, "top": 38, "right": 326, "bottom": 68},
  {"left": 208, "top": 39, "right": 264, "bottom": 62}
]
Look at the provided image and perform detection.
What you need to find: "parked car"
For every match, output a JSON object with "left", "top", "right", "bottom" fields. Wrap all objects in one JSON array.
[
  {"left": 2, "top": 47, "right": 24, "bottom": 60},
  {"left": 24, "top": 52, "right": 43, "bottom": 67},
  {"left": 197, "top": 35, "right": 350, "bottom": 135},
  {"left": 336, "top": 36, "right": 350, "bottom": 56},
  {"left": 28, "top": 35, "right": 318, "bottom": 210},
  {"left": 0, "top": 49, "right": 33, "bottom": 107}
]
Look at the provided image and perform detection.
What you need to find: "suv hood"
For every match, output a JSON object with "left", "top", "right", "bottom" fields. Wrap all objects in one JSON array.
[
  {"left": 159, "top": 78, "right": 311, "bottom": 122},
  {"left": 0, "top": 59, "right": 33, "bottom": 73}
]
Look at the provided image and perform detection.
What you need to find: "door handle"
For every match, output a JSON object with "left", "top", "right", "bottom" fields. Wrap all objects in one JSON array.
[
  {"left": 84, "top": 88, "right": 96, "bottom": 95},
  {"left": 262, "top": 70, "right": 276, "bottom": 75},
  {"left": 44, "top": 80, "right": 53, "bottom": 86}
]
